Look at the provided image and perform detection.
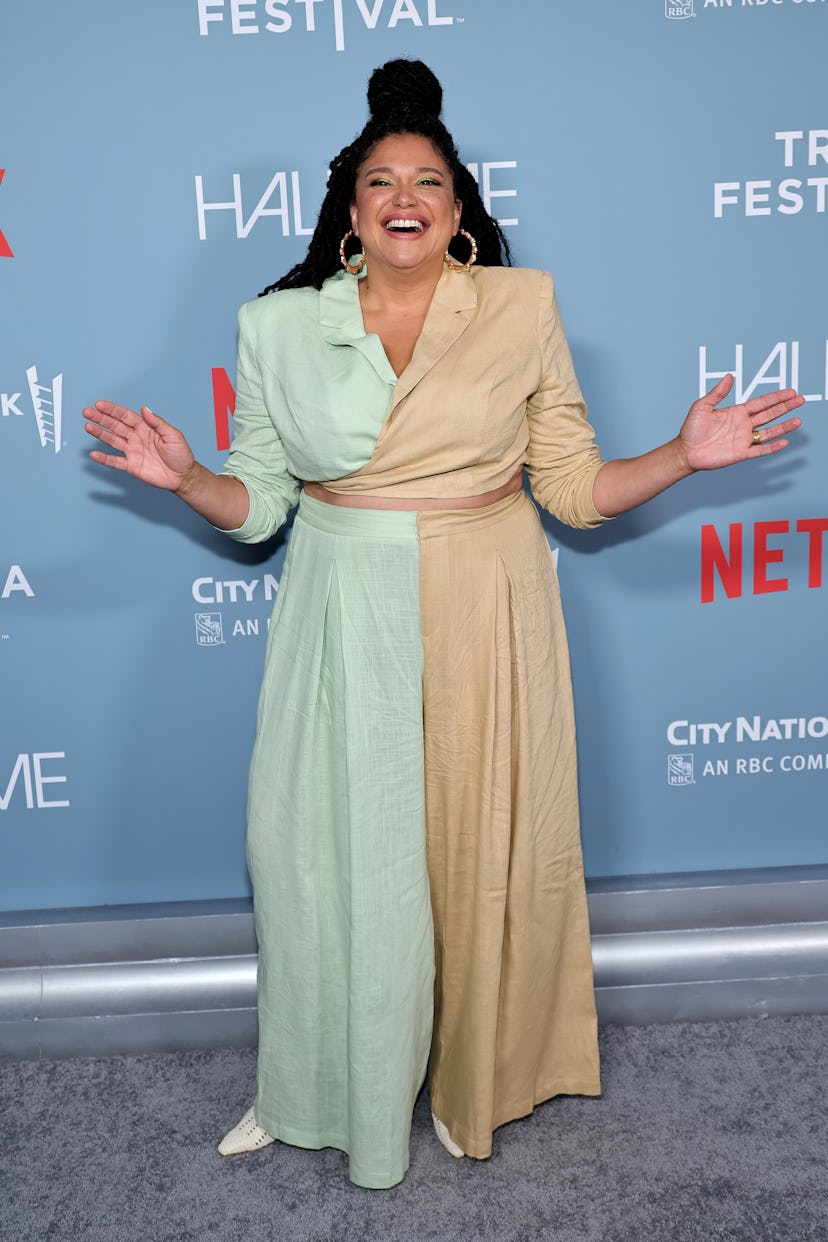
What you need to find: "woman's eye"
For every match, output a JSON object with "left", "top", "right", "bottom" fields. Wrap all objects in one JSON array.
[
  {"left": 417, "top": 178, "right": 440, "bottom": 187},
  {"left": 369, "top": 178, "right": 393, "bottom": 187}
]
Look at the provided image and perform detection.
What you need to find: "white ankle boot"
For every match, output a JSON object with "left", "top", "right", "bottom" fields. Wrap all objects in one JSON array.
[
  {"left": 217, "top": 1106, "right": 277, "bottom": 1156},
  {"left": 431, "top": 1111, "right": 465, "bottom": 1158}
]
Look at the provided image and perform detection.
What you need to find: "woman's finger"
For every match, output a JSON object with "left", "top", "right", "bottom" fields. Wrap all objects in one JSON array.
[
  {"left": 84, "top": 406, "right": 135, "bottom": 439},
  {"left": 88, "top": 448, "right": 127, "bottom": 471},
  {"left": 746, "top": 389, "right": 804, "bottom": 421},
  {"left": 91, "top": 400, "right": 141, "bottom": 428},
  {"left": 140, "top": 406, "right": 165, "bottom": 428},
  {"left": 750, "top": 415, "right": 802, "bottom": 447},
  {"left": 84, "top": 420, "right": 129, "bottom": 452},
  {"left": 705, "top": 373, "right": 734, "bottom": 405}
]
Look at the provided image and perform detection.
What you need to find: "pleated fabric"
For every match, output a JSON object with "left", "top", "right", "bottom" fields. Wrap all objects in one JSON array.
[
  {"left": 418, "top": 491, "right": 601, "bottom": 1159},
  {"left": 246, "top": 488, "right": 599, "bottom": 1186},
  {"left": 246, "top": 493, "right": 434, "bottom": 1189}
]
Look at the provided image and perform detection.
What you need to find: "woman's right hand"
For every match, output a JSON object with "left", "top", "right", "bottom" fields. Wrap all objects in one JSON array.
[{"left": 83, "top": 401, "right": 196, "bottom": 493}]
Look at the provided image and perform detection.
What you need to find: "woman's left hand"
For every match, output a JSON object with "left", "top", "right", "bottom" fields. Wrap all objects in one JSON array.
[{"left": 678, "top": 373, "right": 804, "bottom": 472}]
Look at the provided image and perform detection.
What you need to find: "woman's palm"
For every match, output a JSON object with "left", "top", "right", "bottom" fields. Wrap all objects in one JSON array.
[{"left": 84, "top": 401, "right": 195, "bottom": 491}]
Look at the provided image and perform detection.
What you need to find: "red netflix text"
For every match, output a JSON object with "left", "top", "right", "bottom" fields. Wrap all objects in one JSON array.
[
  {"left": 212, "top": 367, "right": 235, "bottom": 451},
  {"left": 0, "top": 170, "right": 13, "bottom": 258},
  {"left": 701, "top": 519, "right": 828, "bottom": 603}
]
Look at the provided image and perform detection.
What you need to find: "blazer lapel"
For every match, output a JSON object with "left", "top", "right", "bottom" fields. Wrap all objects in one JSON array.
[
  {"left": 318, "top": 270, "right": 397, "bottom": 387},
  {"left": 317, "top": 266, "right": 478, "bottom": 402},
  {"left": 392, "top": 268, "right": 477, "bottom": 408}
]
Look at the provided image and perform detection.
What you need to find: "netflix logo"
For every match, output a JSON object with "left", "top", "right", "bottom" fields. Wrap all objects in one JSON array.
[
  {"left": 0, "top": 169, "right": 12, "bottom": 258},
  {"left": 701, "top": 518, "right": 828, "bottom": 603},
  {"left": 212, "top": 367, "right": 235, "bottom": 451}
]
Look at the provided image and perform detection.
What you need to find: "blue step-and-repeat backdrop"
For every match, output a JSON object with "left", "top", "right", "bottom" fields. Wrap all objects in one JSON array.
[{"left": 2, "top": 0, "right": 826, "bottom": 911}]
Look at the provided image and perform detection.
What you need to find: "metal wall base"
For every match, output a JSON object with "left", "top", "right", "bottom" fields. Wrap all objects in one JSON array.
[{"left": 2, "top": 867, "right": 827, "bottom": 1061}]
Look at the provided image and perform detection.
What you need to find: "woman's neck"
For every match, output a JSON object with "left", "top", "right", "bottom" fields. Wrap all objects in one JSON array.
[
  {"left": 357, "top": 264, "right": 445, "bottom": 378},
  {"left": 358, "top": 263, "right": 443, "bottom": 318}
]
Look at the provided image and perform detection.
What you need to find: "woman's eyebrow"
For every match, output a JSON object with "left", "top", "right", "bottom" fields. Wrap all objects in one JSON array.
[{"left": 361, "top": 165, "right": 445, "bottom": 176}]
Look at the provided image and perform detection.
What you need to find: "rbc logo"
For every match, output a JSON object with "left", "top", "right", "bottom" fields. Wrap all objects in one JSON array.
[
  {"left": 665, "top": 1, "right": 694, "bottom": 17},
  {"left": 195, "top": 612, "right": 225, "bottom": 646},
  {"left": 667, "top": 753, "right": 694, "bottom": 786}
]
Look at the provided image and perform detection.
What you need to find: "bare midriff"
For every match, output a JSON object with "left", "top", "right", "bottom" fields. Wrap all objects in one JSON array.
[{"left": 303, "top": 467, "right": 524, "bottom": 512}]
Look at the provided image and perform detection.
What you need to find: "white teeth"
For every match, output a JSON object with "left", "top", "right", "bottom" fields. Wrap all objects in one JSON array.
[{"left": 386, "top": 218, "right": 424, "bottom": 232}]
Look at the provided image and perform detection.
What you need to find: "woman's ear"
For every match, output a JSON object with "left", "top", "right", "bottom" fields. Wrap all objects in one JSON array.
[
  {"left": 349, "top": 204, "right": 359, "bottom": 235},
  {"left": 453, "top": 200, "right": 462, "bottom": 234}
]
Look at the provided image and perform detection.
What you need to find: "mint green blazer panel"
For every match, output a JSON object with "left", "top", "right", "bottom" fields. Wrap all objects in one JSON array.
[{"left": 220, "top": 272, "right": 396, "bottom": 544}]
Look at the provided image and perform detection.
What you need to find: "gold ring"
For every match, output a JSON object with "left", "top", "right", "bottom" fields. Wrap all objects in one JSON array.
[{"left": 751, "top": 428, "right": 762, "bottom": 446}]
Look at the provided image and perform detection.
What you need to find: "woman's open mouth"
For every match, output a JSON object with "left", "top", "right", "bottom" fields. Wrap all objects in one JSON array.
[{"left": 383, "top": 217, "right": 428, "bottom": 234}]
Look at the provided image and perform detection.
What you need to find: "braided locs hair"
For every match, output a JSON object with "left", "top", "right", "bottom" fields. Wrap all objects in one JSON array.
[{"left": 260, "top": 58, "right": 512, "bottom": 296}]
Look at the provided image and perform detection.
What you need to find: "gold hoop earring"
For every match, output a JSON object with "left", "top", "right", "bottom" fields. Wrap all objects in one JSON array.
[
  {"left": 339, "top": 230, "right": 366, "bottom": 275},
  {"left": 443, "top": 229, "right": 477, "bottom": 272}
]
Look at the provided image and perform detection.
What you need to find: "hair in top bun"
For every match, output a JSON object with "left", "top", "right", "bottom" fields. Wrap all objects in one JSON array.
[
  {"left": 367, "top": 58, "right": 443, "bottom": 125},
  {"left": 262, "top": 59, "right": 511, "bottom": 293}
]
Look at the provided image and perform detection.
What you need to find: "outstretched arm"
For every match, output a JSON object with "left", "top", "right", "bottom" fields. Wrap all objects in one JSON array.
[
  {"left": 84, "top": 400, "right": 250, "bottom": 532},
  {"left": 592, "top": 375, "right": 805, "bottom": 519}
]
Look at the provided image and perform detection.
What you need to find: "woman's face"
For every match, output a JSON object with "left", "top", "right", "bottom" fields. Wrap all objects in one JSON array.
[{"left": 350, "top": 133, "right": 462, "bottom": 278}]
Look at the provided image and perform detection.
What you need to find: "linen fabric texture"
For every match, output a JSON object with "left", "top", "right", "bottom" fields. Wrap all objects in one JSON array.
[{"left": 219, "top": 265, "right": 606, "bottom": 1187}]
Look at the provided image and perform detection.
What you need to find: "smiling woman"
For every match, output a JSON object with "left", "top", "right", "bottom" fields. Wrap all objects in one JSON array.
[
  {"left": 350, "top": 134, "right": 463, "bottom": 374},
  {"left": 83, "top": 56, "right": 803, "bottom": 1191},
  {"left": 350, "top": 134, "right": 461, "bottom": 273},
  {"left": 208, "top": 63, "right": 606, "bottom": 1184},
  {"left": 265, "top": 57, "right": 511, "bottom": 296}
]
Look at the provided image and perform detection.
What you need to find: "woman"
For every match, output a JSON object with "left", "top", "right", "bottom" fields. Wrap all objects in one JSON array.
[{"left": 84, "top": 60, "right": 803, "bottom": 1189}]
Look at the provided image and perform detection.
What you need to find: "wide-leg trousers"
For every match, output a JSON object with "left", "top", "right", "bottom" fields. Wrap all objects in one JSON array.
[{"left": 246, "top": 489, "right": 599, "bottom": 1189}]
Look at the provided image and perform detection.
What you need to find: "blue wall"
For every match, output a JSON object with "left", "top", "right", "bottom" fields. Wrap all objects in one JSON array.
[{"left": 2, "top": 0, "right": 826, "bottom": 909}]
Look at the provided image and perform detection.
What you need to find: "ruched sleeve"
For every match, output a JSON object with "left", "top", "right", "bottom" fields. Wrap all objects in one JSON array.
[
  {"left": 524, "top": 272, "right": 608, "bottom": 530},
  {"left": 217, "top": 301, "right": 301, "bottom": 543}
]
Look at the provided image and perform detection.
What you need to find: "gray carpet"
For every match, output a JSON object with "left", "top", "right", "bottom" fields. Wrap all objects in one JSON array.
[{"left": 2, "top": 1016, "right": 826, "bottom": 1242}]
